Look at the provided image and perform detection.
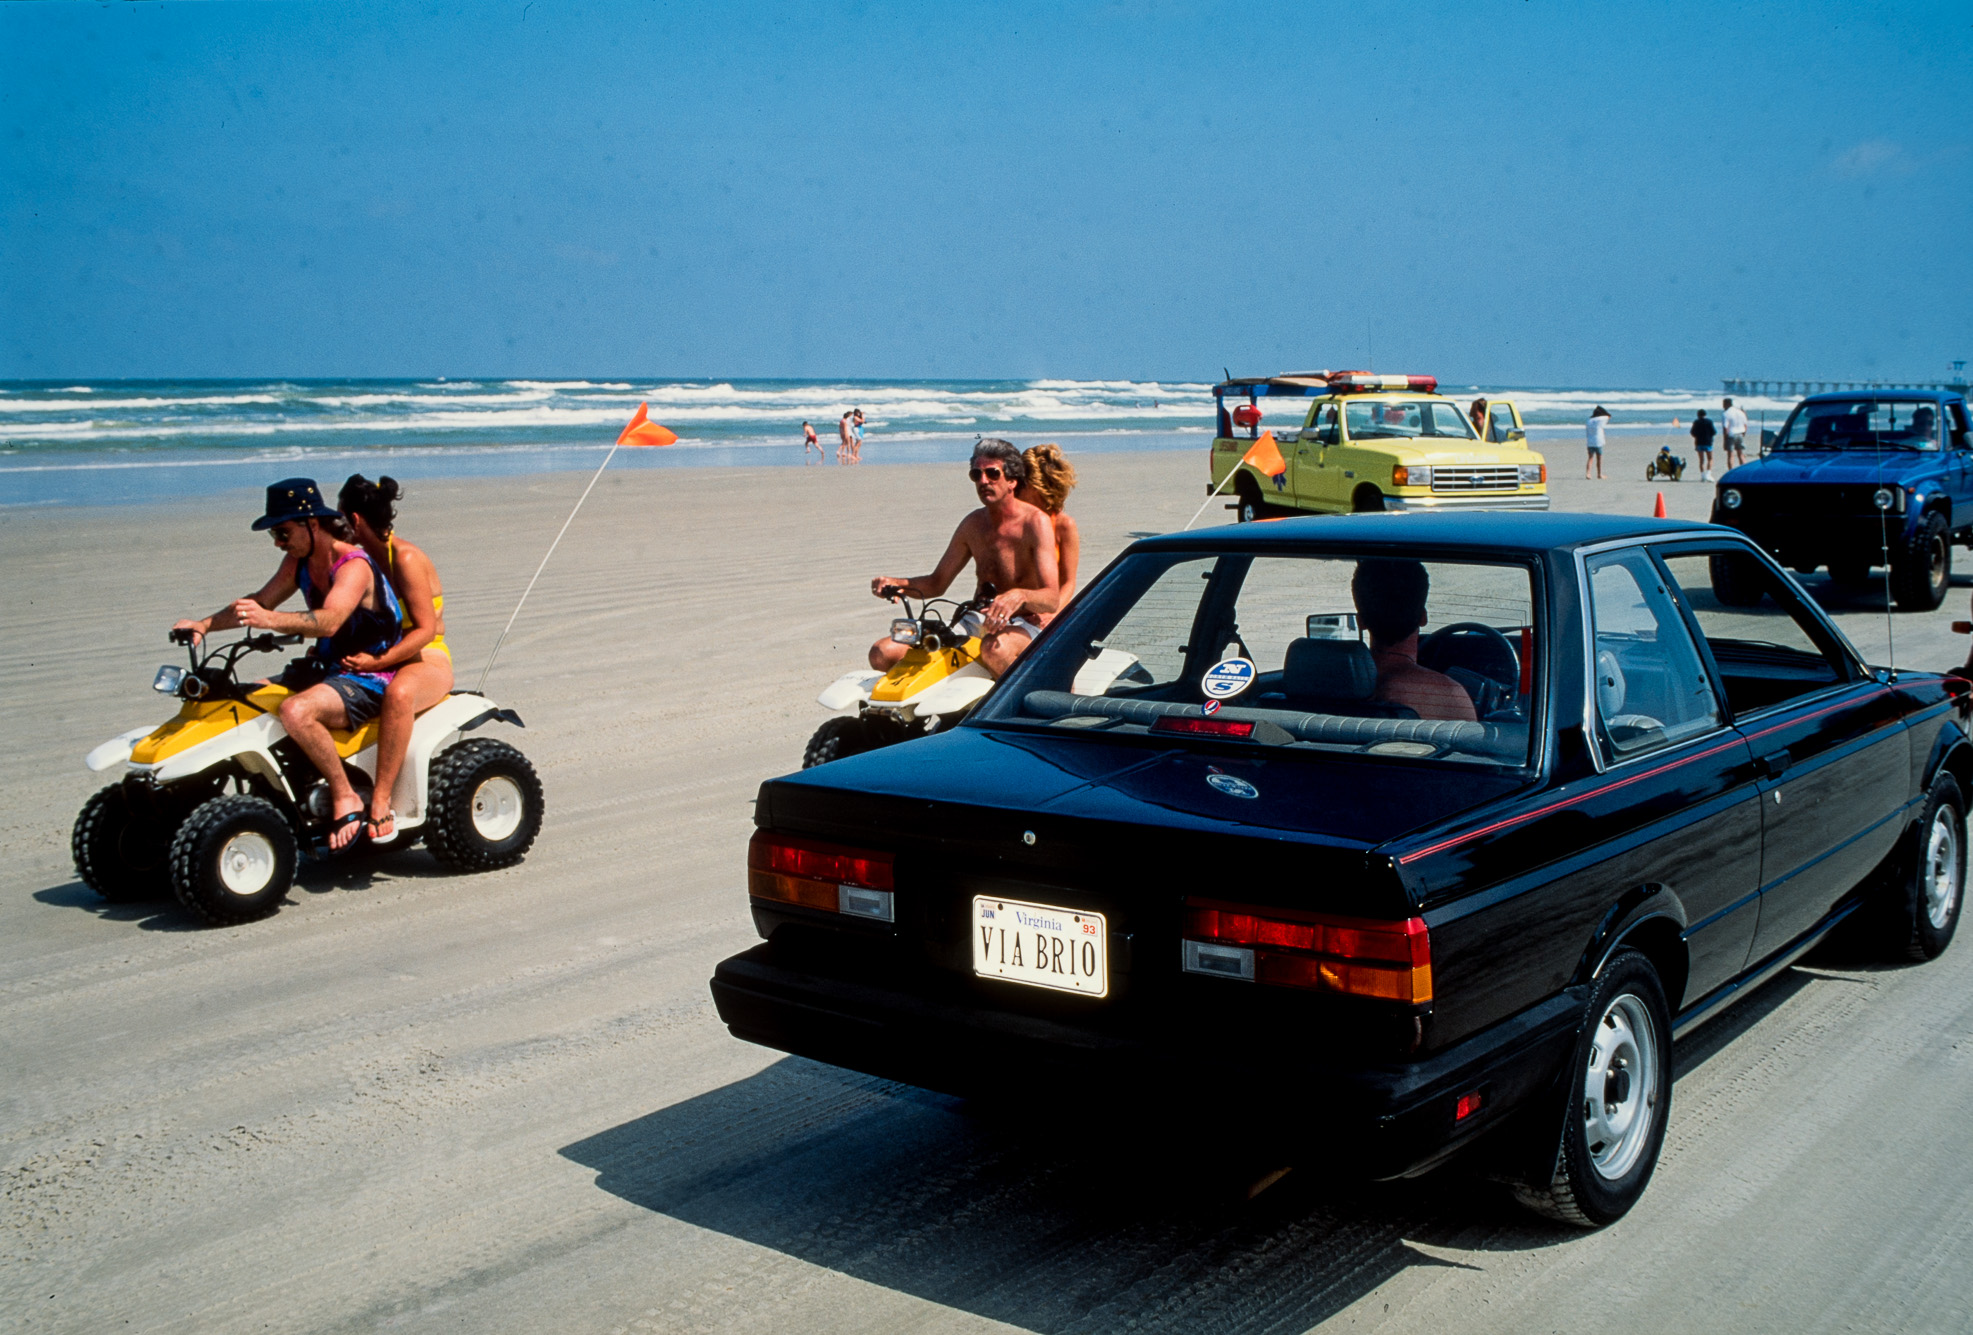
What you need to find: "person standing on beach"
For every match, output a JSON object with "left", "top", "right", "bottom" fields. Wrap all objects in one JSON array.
[
  {"left": 1585, "top": 405, "right": 1610, "bottom": 479},
  {"left": 802, "top": 420, "right": 820, "bottom": 464},
  {"left": 851, "top": 409, "right": 866, "bottom": 464},
  {"left": 1692, "top": 409, "right": 1718, "bottom": 481},
  {"left": 867, "top": 439, "right": 1059, "bottom": 679},
  {"left": 837, "top": 411, "right": 855, "bottom": 465},
  {"left": 1721, "top": 398, "right": 1748, "bottom": 470}
]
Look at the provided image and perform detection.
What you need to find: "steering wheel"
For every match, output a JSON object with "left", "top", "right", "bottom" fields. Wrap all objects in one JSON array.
[{"left": 1420, "top": 621, "right": 1519, "bottom": 687}]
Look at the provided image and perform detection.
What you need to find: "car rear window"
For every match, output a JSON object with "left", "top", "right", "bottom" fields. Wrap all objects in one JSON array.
[{"left": 973, "top": 550, "right": 1538, "bottom": 767}]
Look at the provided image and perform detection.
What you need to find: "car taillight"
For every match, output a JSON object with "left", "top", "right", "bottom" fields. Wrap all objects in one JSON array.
[
  {"left": 1150, "top": 715, "right": 1255, "bottom": 738},
  {"left": 1181, "top": 898, "right": 1431, "bottom": 1003},
  {"left": 748, "top": 830, "right": 896, "bottom": 921}
]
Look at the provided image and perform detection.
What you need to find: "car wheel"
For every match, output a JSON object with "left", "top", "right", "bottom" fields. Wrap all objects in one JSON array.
[
  {"left": 1708, "top": 551, "right": 1766, "bottom": 607},
  {"left": 1234, "top": 478, "right": 1266, "bottom": 524},
  {"left": 1882, "top": 774, "right": 1964, "bottom": 962},
  {"left": 1510, "top": 950, "right": 1673, "bottom": 1228},
  {"left": 72, "top": 782, "right": 177, "bottom": 903},
  {"left": 1892, "top": 511, "right": 1951, "bottom": 612},
  {"left": 425, "top": 739, "right": 545, "bottom": 871},
  {"left": 168, "top": 794, "right": 298, "bottom": 926},
  {"left": 1352, "top": 486, "right": 1385, "bottom": 513}
]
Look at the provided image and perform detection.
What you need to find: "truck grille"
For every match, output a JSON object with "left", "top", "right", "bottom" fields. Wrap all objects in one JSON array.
[
  {"left": 1431, "top": 466, "right": 1521, "bottom": 493},
  {"left": 1734, "top": 484, "right": 1888, "bottom": 517}
]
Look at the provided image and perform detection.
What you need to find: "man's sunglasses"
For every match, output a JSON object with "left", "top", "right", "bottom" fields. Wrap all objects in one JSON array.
[{"left": 968, "top": 466, "right": 1006, "bottom": 482}]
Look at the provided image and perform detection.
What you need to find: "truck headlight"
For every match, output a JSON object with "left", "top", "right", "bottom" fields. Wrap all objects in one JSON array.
[
  {"left": 153, "top": 664, "right": 186, "bottom": 694},
  {"left": 1873, "top": 487, "right": 1896, "bottom": 511},
  {"left": 890, "top": 619, "right": 921, "bottom": 646},
  {"left": 1720, "top": 488, "right": 1742, "bottom": 510},
  {"left": 1392, "top": 465, "right": 1431, "bottom": 488},
  {"left": 1518, "top": 464, "right": 1545, "bottom": 486}
]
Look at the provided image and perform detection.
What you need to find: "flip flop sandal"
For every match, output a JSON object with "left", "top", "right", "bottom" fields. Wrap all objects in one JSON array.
[
  {"left": 367, "top": 811, "right": 399, "bottom": 847},
  {"left": 327, "top": 810, "right": 368, "bottom": 854}
]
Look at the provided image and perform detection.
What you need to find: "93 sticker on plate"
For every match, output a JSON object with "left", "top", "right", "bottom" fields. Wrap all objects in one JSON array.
[{"left": 973, "top": 896, "right": 1108, "bottom": 997}]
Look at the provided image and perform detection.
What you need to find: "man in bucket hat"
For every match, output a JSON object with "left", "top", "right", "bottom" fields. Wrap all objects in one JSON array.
[{"left": 171, "top": 479, "right": 405, "bottom": 852}]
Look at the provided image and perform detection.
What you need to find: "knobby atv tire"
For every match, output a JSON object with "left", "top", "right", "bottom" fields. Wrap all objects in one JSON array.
[
  {"left": 72, "top": 783, "right": 175, "bottom": 902},
  {"left": 424, "top": 739, "right": 544, "bottom": 871},
  {"left": 169, "top": 794, "right": 298, "bottom": 926},
  {"left": 804, "top": 716, "right": 872, "bottom": 768},
  {"left": 1891, "top": 511, "right": 1952, "bottom": 612},
  {"left": 1510, "top": 950, "right": 1673, "bottom": 1228}
]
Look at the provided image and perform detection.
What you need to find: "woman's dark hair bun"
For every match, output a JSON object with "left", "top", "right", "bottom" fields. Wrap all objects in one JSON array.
[
  {"left": 338, "top": 472, "right": 400, "bottom": 533},
  {"left": 378, "top": 476, "right": 401, "bottom": 502}
]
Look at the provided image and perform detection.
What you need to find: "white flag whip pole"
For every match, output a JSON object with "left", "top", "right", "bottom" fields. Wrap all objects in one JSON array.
[
  {"left": 476, "top": 403, "right": 675, "bottom": 692},
  {"left": 1186, "top": 432, "right": 1282, "bottom": 531}
]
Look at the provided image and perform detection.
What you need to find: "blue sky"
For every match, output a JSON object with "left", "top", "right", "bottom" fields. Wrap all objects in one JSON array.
[{"left": 3, "top": 0, "right": 1968, "bottom": 385}]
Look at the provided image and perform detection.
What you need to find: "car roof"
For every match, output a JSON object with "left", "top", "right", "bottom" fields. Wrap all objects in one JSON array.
[
  {"left": 1130, "top": 511, "right": 1722, "bottom": 556},
  {"left": 1800, "top": 389, "right": 1965, "bottom": 406}
]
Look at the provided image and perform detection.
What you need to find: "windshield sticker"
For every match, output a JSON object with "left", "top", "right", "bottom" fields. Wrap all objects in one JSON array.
[
  {"left": 1201, "top": 656, "right": 1256, "bottom": 700},
  {"left": 1206, "top": 773, "right": 1259, "bottom": 799}
]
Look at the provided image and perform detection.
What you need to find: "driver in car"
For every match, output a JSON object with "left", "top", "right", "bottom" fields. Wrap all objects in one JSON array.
[
  {"left": 1351, "top": 558, "right": 1478, "bottom": 722},
  {"left": 867, "top": 438, "right": 1060, "bottom": 678},
  {"left": 170, "top": 479, "right": 404, "bottom": 851}
]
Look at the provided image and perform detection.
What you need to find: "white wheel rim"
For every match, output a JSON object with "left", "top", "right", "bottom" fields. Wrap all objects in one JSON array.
[
  {"left": 471, "top": 776, "right": 524, "bottom": 842},
  {"left": 1581, "top": 993, "right": 1659, "bottom": 1181},
  {"left": 1925, "top": 810, "right": 1960, "bottom": 931},
  {"left": 217, "top": 831, "right": 277, "bottom": 897}
]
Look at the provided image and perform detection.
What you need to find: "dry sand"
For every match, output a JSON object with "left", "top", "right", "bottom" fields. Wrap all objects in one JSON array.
[{"left": 3, "top": 451, "right": 1971, "bottom": 1334}]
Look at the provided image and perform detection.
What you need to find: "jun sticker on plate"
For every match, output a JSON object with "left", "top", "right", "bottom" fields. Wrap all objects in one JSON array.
[{"left": 1201, "top": 656, "right": 1256, "bottom": 700}]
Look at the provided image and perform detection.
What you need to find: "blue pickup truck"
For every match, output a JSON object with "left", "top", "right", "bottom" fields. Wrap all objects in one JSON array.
[{"left": 1709, "top": 389, "right": 1973, "bottom": 610}]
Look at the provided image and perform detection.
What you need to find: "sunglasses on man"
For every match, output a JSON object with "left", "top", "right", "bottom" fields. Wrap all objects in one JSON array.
[{"left": 968, "top": 466, "right": 1006, "bottom": 482}]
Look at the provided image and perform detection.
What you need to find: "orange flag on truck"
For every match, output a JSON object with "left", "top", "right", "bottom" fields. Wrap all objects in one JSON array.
[
  {"left": 617, "top": 402, "right": 678, "bottom": 447},
  {"left": 1242, "top": 430, "right": 1286, "bottom": 480}
]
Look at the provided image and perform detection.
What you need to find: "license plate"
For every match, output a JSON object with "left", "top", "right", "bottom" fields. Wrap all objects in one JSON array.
[{"left": 972, "top": 896, "right": 1108, "bottom": 997}]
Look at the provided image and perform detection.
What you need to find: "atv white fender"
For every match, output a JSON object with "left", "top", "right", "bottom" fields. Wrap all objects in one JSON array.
[
  {"left": 1071, "top": 648, "right": 1142, "bottom": 697},
  {"left": 138, "top": 711, "right": 295, "bottom": 799},
  {"left": 898, "top": 662, "right": 995, "bottom": 718},
  {"left": 819, "top": 669, "right": 884, "bottom": 711},
  {"left": 84, "top": 725, "right": 166, "bottom": 773},
  {"left": 372, "top": 693, "right": 520, "bottom": 830}
]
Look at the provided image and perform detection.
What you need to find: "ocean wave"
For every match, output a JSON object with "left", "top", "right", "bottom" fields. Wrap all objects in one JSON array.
[{"left": 0, "top": 394, "right": 289, "bottom": 412}]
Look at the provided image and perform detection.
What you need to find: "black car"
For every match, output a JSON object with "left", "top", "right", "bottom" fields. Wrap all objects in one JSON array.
[{"left": 711, "top": 512, "right": 1967, "bottom": 1227}]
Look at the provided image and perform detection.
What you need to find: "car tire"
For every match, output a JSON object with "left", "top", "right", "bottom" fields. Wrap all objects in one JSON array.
[
  {"left": 424, "top": 739, "right": 545, "bottom": 871},
  {"left": 1880, "top": 774, "right": 1964, "bottom": 962},
  {"left": 1510, "top": 950, "right": 1673, "bottom": 1228},
  {"left": 72, "top": 782, "right": 177, "bottom": 903},
  {"left": 1352, "top": 486, "right": 1385, "bottom": 513},
  {"left": 1234, "top": 477, "right": 1267, "bottom": 524},
  {"left": 169, "top": 794, "right": 298, "bottom": 926},
  {"left": 1891, "top": 511, "right": 1951, "bottom": 612},
  {"left": 1708, "top": 551, "right": 1766, "bottom": 607}
]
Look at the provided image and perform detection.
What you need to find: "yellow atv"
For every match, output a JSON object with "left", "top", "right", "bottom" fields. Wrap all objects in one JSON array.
[
  {"left": 804, "top": 594, "right": 1145, "bottom": 767},
  {"left": 73, "top": 629, "right": 542, "bottom": 925}
]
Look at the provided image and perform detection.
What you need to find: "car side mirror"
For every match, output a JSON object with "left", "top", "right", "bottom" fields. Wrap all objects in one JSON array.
[
  {"left": 1761, "top": 429, "right": 1777, "bottom": 449},
  {"left": 1506, "top": 428, "right": 1526, "bottom": 442}
]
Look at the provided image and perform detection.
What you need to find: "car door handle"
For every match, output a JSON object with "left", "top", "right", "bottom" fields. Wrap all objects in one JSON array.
[{"left": 1756, "top": 749, "right": 1792, "bottom": 778}]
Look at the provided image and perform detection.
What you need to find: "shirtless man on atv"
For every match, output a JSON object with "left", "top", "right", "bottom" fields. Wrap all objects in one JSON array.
[
  {"left": 171, "top": 479, "right": 405, "bottom": 851},
  {"left": 868, "top": 438, "right": 1061, "bottom": 678}
]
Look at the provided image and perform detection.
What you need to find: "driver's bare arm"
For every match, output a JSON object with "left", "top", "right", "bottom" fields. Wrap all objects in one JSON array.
[
  {"left": 236, "top": 559, "right": 365, "bottom": 637},
  {"left": 871, "top": 521, "right": 975, "bottom": 600},
  {"left": 174, "top": 559, "right": 301, "bottom": 641}
]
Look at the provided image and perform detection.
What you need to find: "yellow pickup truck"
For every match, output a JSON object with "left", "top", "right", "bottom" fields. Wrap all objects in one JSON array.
[{"left": 1209, "top": 372, "right": 1549, "bottom": 521}]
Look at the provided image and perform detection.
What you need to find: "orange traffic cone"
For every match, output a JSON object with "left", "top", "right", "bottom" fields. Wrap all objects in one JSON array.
[{"left": 1653, "top": 491, "right": 1668, "bottom": 518}]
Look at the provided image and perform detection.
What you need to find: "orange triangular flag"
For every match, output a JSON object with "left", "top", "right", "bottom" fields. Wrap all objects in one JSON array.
[
  {"left": 617, "top": 402, "right": 678, "bottom": 447},
  {"left": 1241, "top": 430, "right": 1287, "bottom": 479}
]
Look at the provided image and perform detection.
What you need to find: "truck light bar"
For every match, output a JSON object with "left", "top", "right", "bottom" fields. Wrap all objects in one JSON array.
[{"left": 1182, "top": 897, "right": 1432, "bottom": 1003}]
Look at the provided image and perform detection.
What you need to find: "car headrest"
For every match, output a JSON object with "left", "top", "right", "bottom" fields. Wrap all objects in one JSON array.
[{"left": 1283, "top": 637, "right": 1377, "bottom": 701}]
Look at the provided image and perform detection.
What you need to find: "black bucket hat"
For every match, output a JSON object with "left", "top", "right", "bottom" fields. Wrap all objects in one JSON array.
[{"left": 252, "top": 477, "right": 341, "bottom": 531}]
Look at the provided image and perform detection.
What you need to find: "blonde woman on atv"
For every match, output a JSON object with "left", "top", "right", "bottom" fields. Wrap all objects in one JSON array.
[
  {"left": 1018, "top": 443, "right": 1080, "bottom": 619},
  {"left": 868, "top": 438, "right": 1061, "bottom": 678},
  {"left": 170, "top": 478, "right": 404, "bottom": 852},
  {"left": 337, "top": 474, "right": 451, "bottom": 848}
]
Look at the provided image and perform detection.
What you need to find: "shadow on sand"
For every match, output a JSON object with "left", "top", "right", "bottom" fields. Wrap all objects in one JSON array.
[{"left": 559, "top": 969, "right": 1819, "bottom": 1334}]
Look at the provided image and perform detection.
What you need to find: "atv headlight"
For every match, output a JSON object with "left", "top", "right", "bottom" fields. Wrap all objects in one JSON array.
[
  {"left": 1720, "top": 488, "right": 1742, "bottom": 510},
  {"left": 1873, "top": 487, "right": 1896, "bottom": 511},
  {"left": 890, "top": 619, "right": 921, "bottom": 646},
  {"left": 153, "top": 664, "right": 186, "bottom": 694}
]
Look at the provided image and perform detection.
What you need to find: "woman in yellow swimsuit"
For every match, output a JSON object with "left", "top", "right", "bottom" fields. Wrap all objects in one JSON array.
[
  {"left": 1018, "top": 444, "right": 1080, "bottom": 621},
  {"left": 337, "top": 475, "right": 452, "bottom": 846}
]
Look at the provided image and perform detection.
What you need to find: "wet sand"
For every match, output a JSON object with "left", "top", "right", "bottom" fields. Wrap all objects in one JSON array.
[{"left": 3, "top": 451, "right": 1971, "bottom": 1333}]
